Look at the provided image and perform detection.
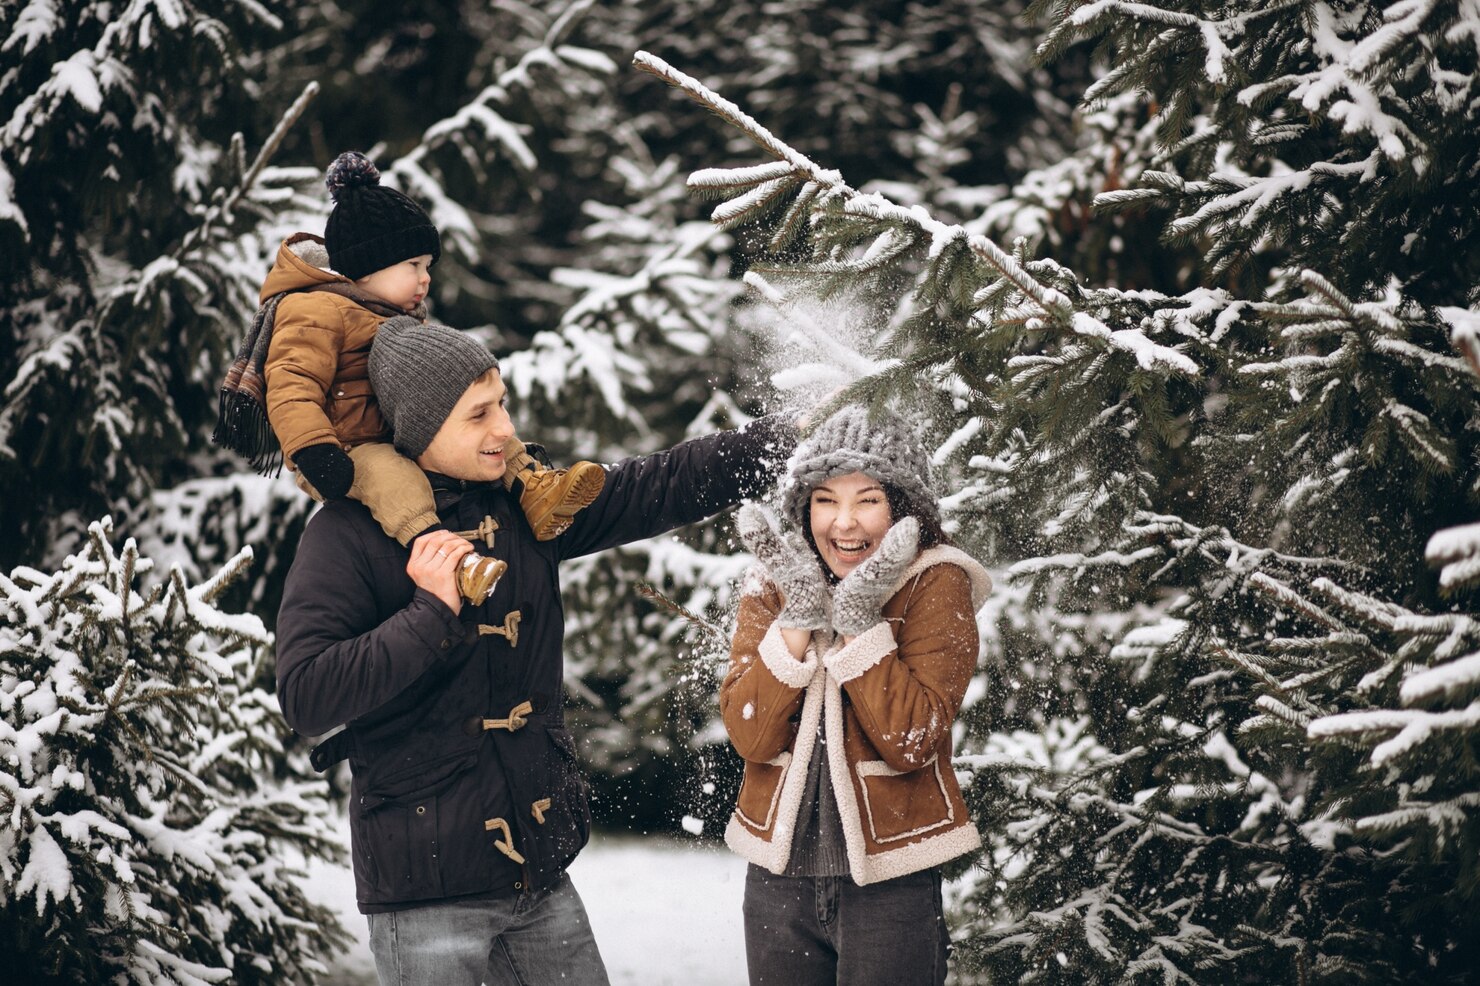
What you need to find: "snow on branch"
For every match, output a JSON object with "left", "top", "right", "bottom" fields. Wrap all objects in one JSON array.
[
  {"left": 1401, "top": 651, "right": 1480, "bottom": 706},
  {"left": 500, "top": 222, "right": 733, "bottom": 415},
  {"left": 394, "top": 2, "right": 613, "bottom": 259},
  {"left": 1428, "top": 521, "right": 1480, "bottom": 595},
  {"left": 634, "top": 50, "right": 1201, "bottom": 379},
  {"left": 633, "top": 52, "right": 839, "bottom": 185},
  {"left": 1309, "top": 702, "right": 1480, "bottom": 767},
  {"left": 1353, "top": 791, "right": 1480, "bottom": 842},
  {"left": 1440, "top": 305, "right": 1480, "bottom": 379}
]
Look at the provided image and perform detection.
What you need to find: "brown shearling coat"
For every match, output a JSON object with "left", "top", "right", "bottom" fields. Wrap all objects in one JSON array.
[
  {"left": 720, "top": 545, "right": 991, "bottom": 885},
  {"left": 261, "top": 233, "right": 396, "bottom": 464}
]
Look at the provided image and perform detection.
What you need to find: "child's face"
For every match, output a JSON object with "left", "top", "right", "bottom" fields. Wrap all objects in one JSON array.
[{"left": 356, "top": 254, "right": 433, "bottom": 310}]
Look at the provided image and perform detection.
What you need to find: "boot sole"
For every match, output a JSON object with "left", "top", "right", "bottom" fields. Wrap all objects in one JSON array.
[{"left": 529, "top": 464, "right": 606, "bottom": 541}]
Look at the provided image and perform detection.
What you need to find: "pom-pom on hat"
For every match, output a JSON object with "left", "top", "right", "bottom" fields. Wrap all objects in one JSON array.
[
  {"left": 369, "top": 316, "right": 499, "bottom": 459},
  {"left": 780, "top": 405, "right": 938, "bottom": 529},
  {"left": 323, "top": 151, "right": 441, "bottom": 281}
]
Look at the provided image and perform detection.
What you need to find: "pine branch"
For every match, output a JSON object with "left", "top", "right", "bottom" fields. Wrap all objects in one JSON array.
[
  {"left": 635, "top": 50, "right": 1201, "bottom": 380},
  {"left": 635, "top": 581, "right": 724, "bottom": 641}
]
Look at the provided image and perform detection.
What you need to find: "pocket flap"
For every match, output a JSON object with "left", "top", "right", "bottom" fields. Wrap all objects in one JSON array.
[{"left": 361, "top": 749, "right": 477, "bottom": 814}]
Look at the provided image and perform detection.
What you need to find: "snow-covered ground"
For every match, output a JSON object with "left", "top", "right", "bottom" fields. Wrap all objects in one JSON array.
[{"left": 309, "top": 832, "right": 748, "bottom": 985}]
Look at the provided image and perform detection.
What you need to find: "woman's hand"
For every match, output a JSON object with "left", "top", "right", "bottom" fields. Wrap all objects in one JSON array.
[
  {"left": 407, "top": 530, "right": 474, "bottom": 615},
  {"left": 832, "top": 516, "right": 919, "bottom": 637},
  {"left": 736, "top": 503, "right": 829, "bottom": 632}
]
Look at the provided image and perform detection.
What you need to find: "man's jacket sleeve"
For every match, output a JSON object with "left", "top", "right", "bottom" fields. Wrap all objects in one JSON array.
[
  {"left": 556, "top": 413, "right": 798, "bottom": 561},
  {"left": 274, "top": 508, "right": 466, "bottom": 737}
]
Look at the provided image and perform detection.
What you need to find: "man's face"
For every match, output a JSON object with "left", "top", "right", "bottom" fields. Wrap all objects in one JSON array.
[
  {"left": 415, "top": 371, "right": 516, "bottom": 482},
  {"left": 356, "top": 254, "right": 433, "bottom": 310}
]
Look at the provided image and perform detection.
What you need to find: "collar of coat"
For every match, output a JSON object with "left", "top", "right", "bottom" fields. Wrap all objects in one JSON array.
[{"left": 889, "top": 544, "right": 993, "bottom": 612}]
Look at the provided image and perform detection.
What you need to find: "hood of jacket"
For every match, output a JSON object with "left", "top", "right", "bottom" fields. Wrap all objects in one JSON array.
[{"left": 260, "top": 233, "right": 351, "bottom": 302}]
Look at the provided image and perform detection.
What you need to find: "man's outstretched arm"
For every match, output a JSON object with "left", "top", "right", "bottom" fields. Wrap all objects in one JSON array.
[{"left": 557, "top": 413, "right": 799, "bottom": 561}]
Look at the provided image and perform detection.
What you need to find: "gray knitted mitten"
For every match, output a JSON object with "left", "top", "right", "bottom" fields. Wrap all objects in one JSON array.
[
  {"left": 831, "top": 516, "right": 920, "bottom": 636},
  {"left": 736, "top": 504, "right": 829, "bottom": 631}
]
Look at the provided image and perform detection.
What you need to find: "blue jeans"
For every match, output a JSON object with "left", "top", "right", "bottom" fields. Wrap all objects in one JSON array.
[
  {"left": 742, "top": 865, "right": 949, "bottom": 986},
  {"left": 367, "top": 874, "right": 611, "bottom": 986}
]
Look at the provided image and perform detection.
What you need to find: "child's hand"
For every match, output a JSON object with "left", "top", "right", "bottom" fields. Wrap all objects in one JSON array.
[
  {"left": 295, "top": 443, "right": 355, "bottom": 500},
  {"left": 407, "top": 531, "right": 474, "bottom": 615}
]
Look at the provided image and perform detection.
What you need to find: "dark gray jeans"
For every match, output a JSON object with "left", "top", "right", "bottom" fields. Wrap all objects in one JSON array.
[{"left": 742, "top": 864, "right": 949, "bottom": 986}]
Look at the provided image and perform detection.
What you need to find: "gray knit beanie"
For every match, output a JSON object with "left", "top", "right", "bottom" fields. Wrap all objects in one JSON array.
[
  {"left": 370, "top": 316, "right": 500, "bottom": 459},
  {"left": 780, "top": 405, "right": 937, "bottom": 529}
]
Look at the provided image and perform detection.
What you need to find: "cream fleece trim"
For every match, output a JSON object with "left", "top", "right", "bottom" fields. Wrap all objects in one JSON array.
[
  {"left": 890, "top": 545, "right": 994, "bottom": 611},
  {"left": 852, "top": 823, "right": 983, "bottom": 887},
  {"left": 757, "top": 622, "right": 818, "bottom": 689},
  {"left": 725, "top": 813, "right": 782, "bottom": 872},
  {"left": 286, "top": 234, "right": 333, "bottom": 272},
  {"left": 725, "top": 665, "right": 827, "bottom": 873},
  {"left": 824, "top": 673, "right": 873, "bottom": 881},
  {"left": 822, "top": 621, "right": 897, "bottom": 683}
]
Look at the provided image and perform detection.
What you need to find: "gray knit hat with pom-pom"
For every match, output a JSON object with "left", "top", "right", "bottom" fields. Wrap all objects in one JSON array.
[
  {"left": 323, "top": 151, "right": 441, "bottom": 281},
  {"left": 779, "top": 405, "right": 937, "bottom": 528}
]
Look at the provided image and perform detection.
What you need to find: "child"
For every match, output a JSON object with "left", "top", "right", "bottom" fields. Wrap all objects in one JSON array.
[{"left": 229, "top": 151, "right": 604, "bottom": 605}]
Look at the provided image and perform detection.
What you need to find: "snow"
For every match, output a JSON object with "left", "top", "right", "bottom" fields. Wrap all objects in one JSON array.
[
  {"left": 0, "top": 158, "right": 24, "bottom": 234},
  {"left": 309, "top": 833, "right": 748, "bottom": 986},
  {"left": 16, "top": 823, "right": 72, "bottom": 914},
  {"left": 1402, "top": 652, "right": 1480, "bottom": 704},
  {"left": 1428, "top": 522, "right": 1480, "bottom": 564},
  {"left": 690, "top": 161, "right": 801, "bottom": 191},
  {"left": 1071, "top": 312, "right": 1199, "bottom": 375}
]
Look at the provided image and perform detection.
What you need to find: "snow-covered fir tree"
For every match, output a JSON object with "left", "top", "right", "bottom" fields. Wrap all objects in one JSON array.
[
  {"left": 0, "top": 519, "right": 345, "bottom": 984},
  {"left": 634, "top": 0, "right": 1480, "bottom": 976},
  {"left": 13, "top": 5, "right": 1473, "bottom": 976}
]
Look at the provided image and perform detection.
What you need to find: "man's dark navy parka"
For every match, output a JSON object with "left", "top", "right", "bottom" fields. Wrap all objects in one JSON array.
[{"left": 275, "top": 418, "right": 795, "bottom": 912}]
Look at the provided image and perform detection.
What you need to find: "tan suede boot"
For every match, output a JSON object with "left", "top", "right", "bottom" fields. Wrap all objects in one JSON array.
[
  {"left": 457, "top": 554, "right": 508, "bottom": 606},
  {"left": 503, "top": 438, "right": 606, "bottom": 541}
]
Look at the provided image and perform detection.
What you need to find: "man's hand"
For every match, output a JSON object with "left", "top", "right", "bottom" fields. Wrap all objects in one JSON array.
[
  {"left": 737, "top": 503, "right": 829, "bottom": 631},
  {"left": 407, "top": 530, "right": 474, "bottom": 615},
  {"left": 832, "top": 516, "right": 919, "bottom": 637}
]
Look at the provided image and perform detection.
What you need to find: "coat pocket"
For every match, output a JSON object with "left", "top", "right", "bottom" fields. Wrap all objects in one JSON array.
[
  {"left": 854, "top": 755, "right": 953, "bottom": 844},
  {"left": 355, "top": 750, "right": 477, "bottom": 899},
  {"left": 735, "top": 751, "right": 791, "bottom": 831},
  {"left": 326, "top": 376, "right": 372, "bottom": 424},
  {"left": 516, "top": 726, "right": 592, "bottom": 889}
]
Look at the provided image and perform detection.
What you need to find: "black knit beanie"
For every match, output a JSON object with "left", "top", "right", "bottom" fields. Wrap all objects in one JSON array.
[
  {"left": 370, "top": 317, "right": 500, "bottom": 459},
  {"left": 323, "top": 152, "right": 441, "bottom": 281}
]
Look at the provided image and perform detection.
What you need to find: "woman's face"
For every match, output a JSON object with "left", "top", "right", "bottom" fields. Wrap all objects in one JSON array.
[{"left": 809, "top": 471, "right": 895, "bottom": 580}]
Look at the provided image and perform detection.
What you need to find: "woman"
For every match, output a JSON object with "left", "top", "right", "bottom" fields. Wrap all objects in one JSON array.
[{"left": 721, "top": 405, "right": 991, "bottom": 986}]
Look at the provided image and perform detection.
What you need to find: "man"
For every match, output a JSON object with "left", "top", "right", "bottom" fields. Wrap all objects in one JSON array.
[{"left": 275, "top": 318, "right": 796, "bottom": 984}]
